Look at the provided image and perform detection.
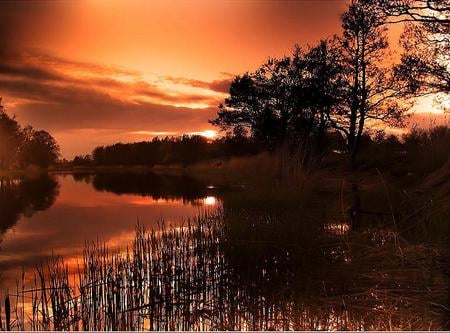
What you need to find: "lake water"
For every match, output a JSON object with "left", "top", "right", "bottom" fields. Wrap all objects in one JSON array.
[
  {"left": 0, "top": 173, "right": 219, "bottom": 291},
  {"left": 0, "top": 172, "right": 448, "bottom": 330}
]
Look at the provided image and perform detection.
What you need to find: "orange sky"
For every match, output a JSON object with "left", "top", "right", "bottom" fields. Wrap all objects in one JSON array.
[{"left": 0, "top": 0, "right": 447, "bottom": 158}]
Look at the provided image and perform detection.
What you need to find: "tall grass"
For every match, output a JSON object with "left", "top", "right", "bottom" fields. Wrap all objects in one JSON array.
[{"left": 1, "top": 207, "right": 448, "bottom": 331}]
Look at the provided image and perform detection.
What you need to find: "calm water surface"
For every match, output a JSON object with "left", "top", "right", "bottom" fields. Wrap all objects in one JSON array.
[
  {"left": 0, "top": 172, "right": 448, "bottom": 330},
  {"left": 0, "top": 173, "right": 219, "bottom": 290}
]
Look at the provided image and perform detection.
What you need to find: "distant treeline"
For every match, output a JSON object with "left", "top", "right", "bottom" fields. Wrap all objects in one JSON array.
[
  {"left": 73, "top": 126, "right": 450, "bottom": 170},
  {"left": 73, "top": 135, "right": 262, "bottom": 167}
]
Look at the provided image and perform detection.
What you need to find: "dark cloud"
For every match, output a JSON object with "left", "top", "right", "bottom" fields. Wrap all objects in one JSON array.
[
  {"left": 163, "top": 76, "right": 233, "bottom": 94},
  {"left": 29, "top": 52, "right": 141, "bottom": 77},
  {"left": 0, "top": 62, "right": 64, "bottom": 82},
  {"left": 0, "top": 51, "right": 224, "bottom": 106},
  {"left": 0, "top": 51, "right": 221, "bottom": 157},
  {"left": 11, "top": 100, "right": 216, "bottom": 133},
  {"left": 0, "top": 72, "right": 217, "bottom": 132},
  {"left": 0, "top": 50, "right": 139, "bottom": 81},
  {"left": 130, "top": 80, "right": 222, "bottom": 105},
  {"left": 0, "top": 73, "right": 220, "bottom": 108}
]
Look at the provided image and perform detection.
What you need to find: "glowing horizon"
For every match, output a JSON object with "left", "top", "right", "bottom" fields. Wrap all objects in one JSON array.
[{"left": 0, "top": 0, "right": 446, "bottom": 158}]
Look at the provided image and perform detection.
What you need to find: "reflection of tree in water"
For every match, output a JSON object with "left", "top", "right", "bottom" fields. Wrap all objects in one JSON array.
[
  {"left": 22, "top": 211, "right": 448, "bottom": 331},
  {"left": 0, "top": 175, "right": 59, "bottom": 234},
  {"left": 72, "top": 172, "right": 216, "bottom": 204},
  {"left": 213, "top": 189, "right": 449, "bottom": 330},
  {"left": 18, "top": 184, "right": 449, "bottom": 331}
]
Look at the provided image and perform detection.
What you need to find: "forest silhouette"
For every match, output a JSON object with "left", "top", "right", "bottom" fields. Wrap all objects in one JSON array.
[
  {"left": 0, "top": 99, "right": 60, "bottom": 170},
  {"left": 0, "top": 175, "right": 59, "bottom": 235},
  {"left": 66, "top": 0, "right": 448, "bottom": 169}
]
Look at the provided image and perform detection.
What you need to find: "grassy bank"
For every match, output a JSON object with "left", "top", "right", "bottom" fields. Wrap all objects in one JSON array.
[
  {"left": 0, "top": 166, "right": 48, "bottom": 178},
  {"left": 53, "top": 126, "right": 450, "bottom": 193}
]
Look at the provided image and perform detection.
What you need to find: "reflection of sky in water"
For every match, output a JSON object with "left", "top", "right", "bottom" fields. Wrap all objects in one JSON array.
[
  {"left": 0, "top": 174, "right": 446, "bottom": 330},
  {"left": 0, "top": 174, "right": 218, "bottom": 290}
]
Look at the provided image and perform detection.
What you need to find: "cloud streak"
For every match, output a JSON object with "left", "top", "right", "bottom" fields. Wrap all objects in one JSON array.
[
  {"left": 0, "top": 0, "right": 354, "bottom": 158},
  {"left": 162, "top": 76, "right": 233, "bottom": 94},
  {"left": 0, "top": 51, "right": 226, "bottom": 157}
]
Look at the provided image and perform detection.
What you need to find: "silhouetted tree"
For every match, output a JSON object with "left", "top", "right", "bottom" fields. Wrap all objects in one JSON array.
[
  {"left": 374, "top": 1, "right": 449, "bottom": 99},
  {"left": 377, "top": 0, "right": 449, "bottom": 25},
  {"left": 0, "top": 99, "right": 23, "bottom": 169},
  {"left": 211, "top": 71, "right": 282, "bottom": 146},
  {"left": 395, "top": 24, "right": 449, "bottom": 97},
  {"left": 91, "top": 135, "right": 260, "bottom": 167},
  {"left": 211, "top": 1, "right": 414, "bottom": 166},
  {"left": 20, "top": 127, "right": 60, "bottom": 167},
  {"left": 330, "top": 0, "right": 407, "bottom": 165},
  {"left": 211, "top": 42, "right": 346, "bottom": 152},
  {"left": 73, "top": 155, "right": 94, "bottom": 166},
  {"left": 301, "top": 38, "right": 348, "bottom": 149},
  {"left": 0, "top": 99, "right": 60, "bottom": 169}
]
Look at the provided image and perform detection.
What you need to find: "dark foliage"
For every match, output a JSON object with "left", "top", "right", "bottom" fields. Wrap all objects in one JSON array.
[
  {"left": 211, "top": 0, "right": 410, "bottom": 166},
  {"left": 0, "top": 102, "right": 22, "bottom": 169},
  {"left": 88, "top": 135, "right": 261, "bottom": 167},
  {"left": 20, "top": 126, "right": 60, "bottom": 168},
  {"left": 211, "top": 40, "right": 347, "bottom": 149},
  {"left": 377, "top": 0, "right": 449, "bottom": 97},
  {"left": 350, "top": 126, "right": 450, "bottom": 175},
  {"left": 72, "top": 155, "right": 94, "bottom": 166},
  {"left": 0, "top": 99, "right": 60, "bottom": 169},
  {"left": 72, "top": 172, "right": 220, "bottom": 204},
  {"left": 0, "top": 175, "right": 59, "bottom": 234}
]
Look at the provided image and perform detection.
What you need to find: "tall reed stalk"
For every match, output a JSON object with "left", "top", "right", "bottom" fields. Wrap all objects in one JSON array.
[{"left": 1, "top": 209, "right": 448, "bottom": 331}]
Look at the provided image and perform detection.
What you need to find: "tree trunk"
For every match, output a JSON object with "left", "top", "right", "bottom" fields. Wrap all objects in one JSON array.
[
  {"left": 349, "top": 36, "right": 361, "bottom": 169},
  {"left": 354, "top": 32, "right": 368, "bottom": 167}
]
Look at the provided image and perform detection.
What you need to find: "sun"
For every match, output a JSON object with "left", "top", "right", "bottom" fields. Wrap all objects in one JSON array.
[{"left": 199, "top": 130, "right": 217, "bottom": 139}]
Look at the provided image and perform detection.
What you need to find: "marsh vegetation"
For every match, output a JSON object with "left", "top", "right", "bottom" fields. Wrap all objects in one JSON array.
[
  {"left": 1, "top": 207, "right": 449, "bottom": 331},
  {"left": 1, "top": 139, "right": 449, "bottom": 330}
]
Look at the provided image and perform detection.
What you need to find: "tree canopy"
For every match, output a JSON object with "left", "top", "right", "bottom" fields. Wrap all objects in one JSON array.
[
  {"left": 86, "top": 135, "right": 260, "bottom": 167},
  {"left": 378, "top": 0, "right": 449, "bottom": 98},
  {"left": 210, "top": 0, "right": 450, "bottom": 164},
  {"left": 211, "top": 0, "right": 414, "bottom": 165},
  {"left": 211, "top": 40, "right": 347, "bottom": 148},
  {"left": 0, "top": 99, "right": 60, "bottom": 169}
]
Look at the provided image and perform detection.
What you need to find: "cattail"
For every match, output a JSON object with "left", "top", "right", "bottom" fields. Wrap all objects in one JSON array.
[
  {"left": 0, "top": 294, "right": 3, "bottom": 331},
  {"left": 5, "top": 293, "right": 11, "bottom": 331}
]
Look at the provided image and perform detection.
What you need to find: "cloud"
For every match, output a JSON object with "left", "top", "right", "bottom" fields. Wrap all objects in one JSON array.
[
  {"left": 27, "top": 51, "right": 141, "bottom": 78},
  {"left": 0, "top": 51, "right": 222, "bottom": 157},
  {"left": 0, "top": 51, "right": 228, "bottom": 106},
  {"left": 162, "top": 76, "right": 233, "bottom": 94},
  {"left": 0, "top": 62, "right": 64, "bottom": 82}
]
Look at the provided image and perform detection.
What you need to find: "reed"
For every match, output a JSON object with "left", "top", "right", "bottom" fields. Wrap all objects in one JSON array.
[{"left": 1, "top": 208, "right": 449, "bottom": 331}]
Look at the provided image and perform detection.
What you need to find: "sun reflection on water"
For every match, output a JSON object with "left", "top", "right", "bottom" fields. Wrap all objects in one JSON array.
[{"left": 203, "top": 196, "right": 217, "bottom": 206}]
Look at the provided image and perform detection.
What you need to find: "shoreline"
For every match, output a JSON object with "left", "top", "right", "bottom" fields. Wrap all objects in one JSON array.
[{"left": 0, "top": 165, "right": 56, "bottom": 178}]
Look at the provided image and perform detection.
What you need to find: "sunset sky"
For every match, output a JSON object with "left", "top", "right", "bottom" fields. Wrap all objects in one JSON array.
[{"left": 0, "top": 0, "right": 447, "bottom": 158}]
